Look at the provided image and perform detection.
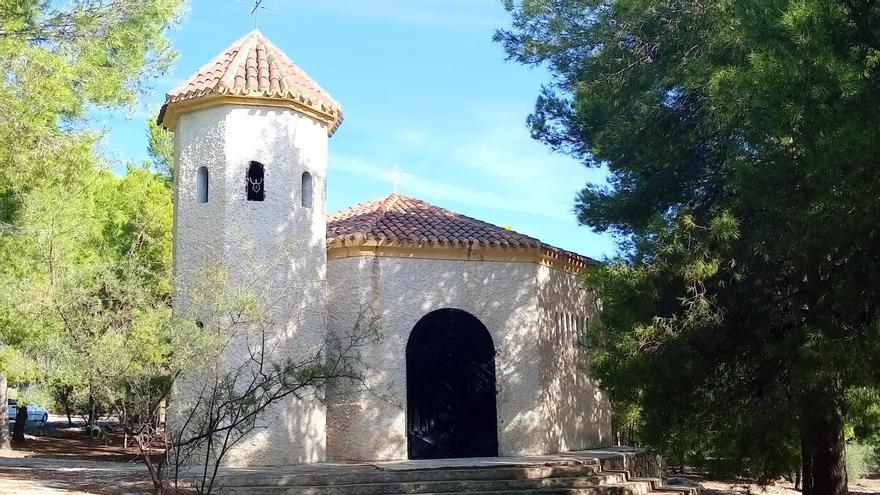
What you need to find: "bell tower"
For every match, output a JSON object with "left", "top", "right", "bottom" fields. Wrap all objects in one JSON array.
[{"left": 159, "top": 29, "right": 343, "bottom": 465}]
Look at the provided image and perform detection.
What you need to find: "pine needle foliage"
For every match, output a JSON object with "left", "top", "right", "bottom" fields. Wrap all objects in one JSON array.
[{"left": 497, "top": 1, "right": 880, "bottom": 492}]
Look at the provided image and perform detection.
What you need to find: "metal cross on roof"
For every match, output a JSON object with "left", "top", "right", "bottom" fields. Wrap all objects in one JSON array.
[
  {"left": 238, "top": 0, "right": 275, "bottom": 29},
  {"left": 390, "top": 166, "right": 402, "bottom": 194}
]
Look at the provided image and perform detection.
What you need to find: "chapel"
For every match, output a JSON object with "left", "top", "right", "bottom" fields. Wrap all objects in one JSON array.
[{"left": 160, "top": 29, "right": 612, "bottom": 466}]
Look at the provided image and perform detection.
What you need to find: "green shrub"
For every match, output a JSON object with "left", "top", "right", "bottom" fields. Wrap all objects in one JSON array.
[
  {"left": 847, "top": 443, "right": 876, "bottom": 481},
  {"left": 873, "top": 447, "right": 880, "bottom": 472}
]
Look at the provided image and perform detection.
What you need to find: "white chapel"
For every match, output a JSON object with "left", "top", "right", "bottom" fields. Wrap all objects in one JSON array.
[{"left": 160, "top": 30, "right": 612, "bottom": 466}]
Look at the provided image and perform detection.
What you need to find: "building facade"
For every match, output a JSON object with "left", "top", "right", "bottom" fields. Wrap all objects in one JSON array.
[{"left": 162, "top": 30, "right": 611, "bottom": 466}]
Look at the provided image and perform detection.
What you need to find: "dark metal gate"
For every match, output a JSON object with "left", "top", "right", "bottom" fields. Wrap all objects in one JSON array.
[{"left": 406, "top": 308, "right": 498, "bottom": 459}]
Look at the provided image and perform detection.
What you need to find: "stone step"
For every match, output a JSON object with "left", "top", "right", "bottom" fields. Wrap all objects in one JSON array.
[
  {"left": 212, "top": 450, "right": 700, "bottom": 495},
  {"left": 626, "top": 476, "right": 662, "bottom": 491},
  {"left": 220, "top": 463, "right": 607, "bottom": 488},
  {"left": 603, "top": 471, "right": 698, "bottom": 495},
  {"left": 381, "top": 481, "right": 661, "bottom": 495},
  {"left": 223, "top": 477, "right": 654, "bottom": 495},
  {"left": 415, "top": 484, "right": 697, "bottom": 495},
  {"left": 647, "top": 488, "right": 700, "bottom": 495}
]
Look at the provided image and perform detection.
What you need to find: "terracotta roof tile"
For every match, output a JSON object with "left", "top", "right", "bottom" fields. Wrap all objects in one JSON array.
[
  {"left": 327, "top": 194, "right": 596, "bottom": 266},
  {"left": 158, "top": 29, "right": 342, "bottom": 135}
]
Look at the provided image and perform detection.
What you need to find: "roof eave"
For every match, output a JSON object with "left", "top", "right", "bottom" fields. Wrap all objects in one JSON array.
[
  {"left": 326, "top": 237, "right": 595, "bottom": 275},
  {"left": 157, "top": 93, "right": 343, "bottom": 136}
]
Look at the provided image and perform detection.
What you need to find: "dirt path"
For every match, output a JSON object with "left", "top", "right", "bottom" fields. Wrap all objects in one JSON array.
[
  {"left": 0, "top": 430, "right": 877, "bottom": 495},
  {"left": 699, "top": 478, "right": 880, "bottom": 494},
  {"left": 0, "top": 423, "right": 164, "bottom": 495},
  {"left": 0, "top": 453, "right": 153, "bottom": 494}
]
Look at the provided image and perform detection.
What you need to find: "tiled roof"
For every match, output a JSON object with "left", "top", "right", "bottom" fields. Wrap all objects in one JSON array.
[
  {"left": 327, "top": 194, "right": 596, "bottom": 267},
  {"left": 158, "top": 29, "right": 342, "bottom": 135}
]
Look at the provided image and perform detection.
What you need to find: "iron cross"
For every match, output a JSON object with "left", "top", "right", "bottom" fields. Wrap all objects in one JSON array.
[
  {"left": 238, "top": 0, "right": 275, "bottom": 29},
  {"left": 390, "top": 166, "right": 402, "bottom": 194}
]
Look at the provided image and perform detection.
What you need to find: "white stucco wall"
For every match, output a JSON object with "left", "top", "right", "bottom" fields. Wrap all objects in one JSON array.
[
  {"left": 172, "top": 104, "right": 329, "bottom": 466},
  {"left": 534, "top": 265, "right": 612, "bottom": 451},
  {"left": 325, "top": 255, "right": 612, "bottom": 461}
]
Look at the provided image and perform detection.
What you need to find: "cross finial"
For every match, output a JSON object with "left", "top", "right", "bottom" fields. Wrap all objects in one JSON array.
[
  {"left": 238, "top": 0, "right": 275, "bottom": 29},
  {"left": 390, "top": 166, "right": 402, "bottom": 194}
]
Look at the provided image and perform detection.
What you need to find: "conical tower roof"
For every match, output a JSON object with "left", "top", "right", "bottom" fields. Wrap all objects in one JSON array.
[{"left": 158, "top": 29, "right": 343, "bottom": 135}]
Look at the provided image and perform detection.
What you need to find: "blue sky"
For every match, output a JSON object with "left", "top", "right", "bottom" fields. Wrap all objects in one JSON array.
[{"left": 97, "top": 0, "right": 617, "bottom": 259}]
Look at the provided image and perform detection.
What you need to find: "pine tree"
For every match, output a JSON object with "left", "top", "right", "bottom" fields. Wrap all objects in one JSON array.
[
  {"left": 497, "top": 1, "right": 880, "bottom": 493},
  {"left": 0, "top": 0, "right": 183, "bottom": 444}
]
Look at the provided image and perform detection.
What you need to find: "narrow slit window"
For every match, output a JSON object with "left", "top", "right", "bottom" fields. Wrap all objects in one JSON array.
[
  {"left": 554, "top": 311, "right": 561, "bottom": 346},
  {"left": 578, "top": 316, "right": 593, "bottom": 348},
  {"left": 196, "top": 166, "right": 209, "bottom": 203},
  {"left": 301, "top": 171, "right": 313, "bottom": 208},
  {"left": 246, "top": 161, "right": 265, "bottom": 201}
]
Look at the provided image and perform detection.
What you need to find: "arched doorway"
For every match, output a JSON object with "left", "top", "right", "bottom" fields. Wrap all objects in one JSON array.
[{"left": 406, "top": 308, "right": 499, "bottom": 459}]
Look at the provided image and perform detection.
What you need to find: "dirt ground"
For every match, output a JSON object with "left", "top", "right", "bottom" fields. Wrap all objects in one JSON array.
[
  {"left": 692, "top": 476, "right": 880, "bottom": 494},
  {"left": 0, "top": 456, "right": 153, "bottom": 495},
  {"left": 0, "top": 425, "right": 878, "bottom": 495},
  {"left": 3, "top": 458, "right": 880, "bottom": 495},
  {"left": 0, "top": 418, "right": 165, "bottom": 494},
  {"left": 6, "top": 426, "right": 156, "bottom": 463}
]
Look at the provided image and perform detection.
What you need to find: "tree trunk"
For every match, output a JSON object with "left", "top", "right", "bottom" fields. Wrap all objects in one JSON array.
[
  {"left": 801, "top": 383, "right": 848, "bottom": 495},
  {"left": 0, "top": 375, "right": 9, "bottom": 449},
  {"left": 801, "top": 427, "right": 813, "bottom": 494},
  {"left": 12, "top": 404, "right": 27, "bottom": 443},
  {"left": 87, "top": 388, "right": 96, "bottom": 445},
  {"left": 59, "top": 387, "right": 73, "bottom": 427}
]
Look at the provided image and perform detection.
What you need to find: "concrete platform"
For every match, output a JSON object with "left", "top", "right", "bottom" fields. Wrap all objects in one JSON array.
[
  {"left": 207, "top": 447, "right": 698, "bottom": 495},
  {"left": 214, "top": 447, "right": 645, "bottom": 475}
]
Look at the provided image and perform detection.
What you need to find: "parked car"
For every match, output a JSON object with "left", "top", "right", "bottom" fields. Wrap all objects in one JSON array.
[{"left": 7, "top": 399, "right": 48, "bottom": 424}]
